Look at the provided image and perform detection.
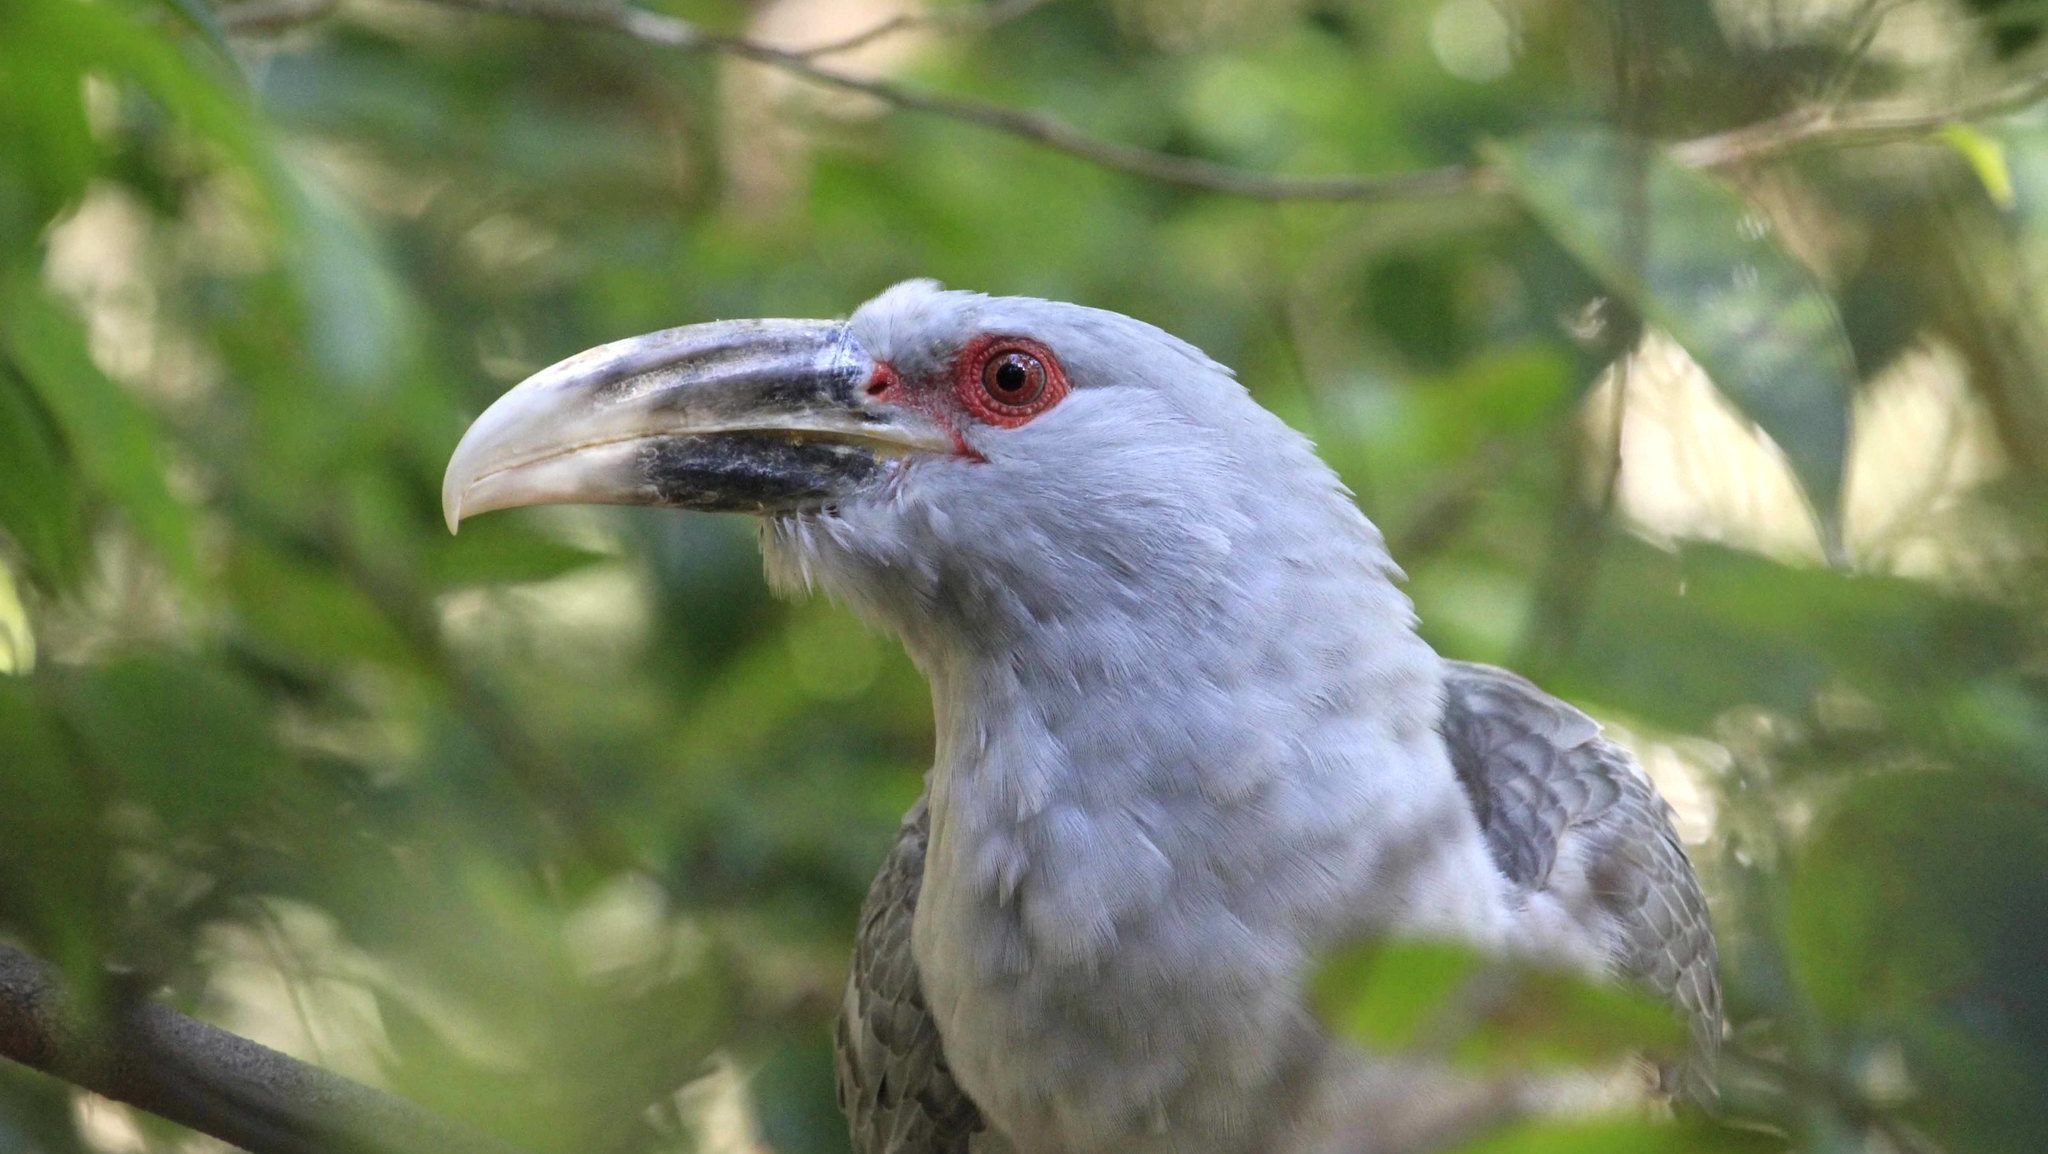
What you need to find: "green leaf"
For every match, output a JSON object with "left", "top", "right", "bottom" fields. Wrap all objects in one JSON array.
[
  {"left": 0, "top": 559, "right": 34, "bottom": 675},
  {"left": 0, "top": 276, "right": 195, "bottom": 582},
  {"left": 1451, "top": 965, "right": 1683, "bottom": 1071},
  {"left": 1313, "top": 938, "right": 1683, "bottom": 1071},
  {"left": 1452, "top": 1117, "right": 1776, "bottom": 1154},
  {"left": 425, "top": 516, "right": 612, "bottom": 589},
  {"left": 227, "top": 538, "right": 414, "bottom": 665},
  {"left": 52, "top": 655, "right": 283, "bottom": 828},
  {"left": 0, "top": 34, "right": 98, "bottom": 253},
  {"left": 1787, "top": 769, "right": 2048, "bottom": 1151},
  {"left": 3, "top": 0, "right": 265, "bottom": 171},
  {"left": 0, "top": 678, "right": 110, "bottom": 970},
  {"left": 1789, "top": 769, "right": 2048, "bottom": 1025},
  {"left": 1313, "top": 938, "right": 1489, "bottom": 1052},
  {"left": 1557, "top": 536, "right": 2020, "bottom": 731},
  {"left": 1943, "top": 123, "right": 2017, "bottom": 210},
  {"left": 0, "top": 357, "right": 90, "bottom": 588},
  {"left": 1491, "top": 126, "right": 1856, "bottom": 549}
]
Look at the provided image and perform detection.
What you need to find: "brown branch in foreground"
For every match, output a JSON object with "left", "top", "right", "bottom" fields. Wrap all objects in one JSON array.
[
  {"left": 0, "top": 944, "right": 528, "bottom": 1154},
  {"left": 388, "top": 0, "right": 2048, "bottom": 203}
]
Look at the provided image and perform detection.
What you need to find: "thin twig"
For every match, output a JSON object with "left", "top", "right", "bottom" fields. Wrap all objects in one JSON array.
[
  {"left": 1815, "top": 0, "right": 1907, "bottom": 107},
  {"left": 425, "top": 0, "right": 1483, "bottom": 200},
  {"left": 386, "top": 0, "right": 1473, "bottom": 200},
  {"left": 795, "top": 0, "right": 1055, "bottom": 59},
  {"left": 0, "top": 944, "right": 528, "bottom": 1154},
  {"left": 392, "top": 0, "right": 2048, "bottom": 204},
  {"left": 1669, "top": 67, "right": 2048, "bottom": 169},
  {"left": 217, "top": 0, "right": 341, "bottom": 34}
]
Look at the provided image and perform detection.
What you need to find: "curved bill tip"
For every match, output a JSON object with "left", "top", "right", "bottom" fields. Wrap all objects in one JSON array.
[
  {"left": 443, "top": 476, "right": 465, "bottom": 535},
  {"left": 441, "top": 372, "right": 657, "bottom": 534}
]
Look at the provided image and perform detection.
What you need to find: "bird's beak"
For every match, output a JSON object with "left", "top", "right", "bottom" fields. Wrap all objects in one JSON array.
[{"left": 442, "top": 319, "right": 950, "bottom": 532}]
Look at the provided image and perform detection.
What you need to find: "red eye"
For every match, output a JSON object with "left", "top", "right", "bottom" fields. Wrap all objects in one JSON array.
[
  {"left": 983, "top": 351, "right": 1046, "bottom": 405},
  {"left": 955, "top": 336, "right": 1068, "bottom": 427}
]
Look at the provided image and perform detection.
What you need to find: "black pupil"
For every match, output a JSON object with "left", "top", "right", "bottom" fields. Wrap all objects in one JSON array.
[{"left": 994, "top": 357, "right": 1031, "bottom": 395}]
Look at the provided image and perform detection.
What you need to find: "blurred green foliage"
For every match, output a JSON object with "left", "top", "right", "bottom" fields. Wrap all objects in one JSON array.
[
  {"left": 1311, "top": 938, "right": 1686, "bottom": 1071},
  {"left": 1, "top": 1, "right": 2046, "bottom": 1152}
]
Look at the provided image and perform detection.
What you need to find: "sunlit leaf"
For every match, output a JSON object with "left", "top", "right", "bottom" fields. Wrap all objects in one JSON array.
[
  {"left": 1492, "top": 127, "right": 1856, "bottom": 547},
  {"left": 1314, "top": 938, "right": 1489, "bottom": 1052},
  {"left": 1313, "top": 938, "right": 1682, "bottom": 1070},
  {"left": 1944, "top": 123, "right": 2017, "bottom": 210},
  {"left": 1452, "top": 1117, "right": 1775, "bottom": 1154},
  {"left": 0, "top": 559, "right": 34, "bottom": 675},
  {"left": 1453, "top": 965, "right": 1683, "bottom": 1070}
]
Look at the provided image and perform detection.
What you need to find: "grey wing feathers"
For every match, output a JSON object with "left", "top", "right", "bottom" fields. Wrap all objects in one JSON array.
[
  {"left": 1438, "top": 661, "right": 1723, "bottom": 1096},
  {"left": 836, "top": 796, "right": 986, "bottom": 1154}
]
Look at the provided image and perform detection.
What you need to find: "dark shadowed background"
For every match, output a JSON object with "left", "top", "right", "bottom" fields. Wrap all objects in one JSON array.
[{"left": 2, "top": 0, "right": 2046, "bottom": 1151}]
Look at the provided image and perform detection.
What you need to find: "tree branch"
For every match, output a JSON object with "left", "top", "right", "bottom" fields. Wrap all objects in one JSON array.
[
  {"left": 793, "top": 0, "right": 1056, "bottom": 59},
  {"left": 387, "top": 0, "right": 2048, "bottom": 203},
  {"left": 399, "top": 0, "right": 1491, "bottom": 202},
  {"left": 0, "top": 943, "right": 529, "bottom": 1154},
  {"left": 1667, "top": 67, "right": 2048, "bottom": 169},
  {"left": 216, "top": 0, "right": 340, "bottom": 34},
  {"left": 217, "top": 0, "right": 2048, "bottom": 197}
]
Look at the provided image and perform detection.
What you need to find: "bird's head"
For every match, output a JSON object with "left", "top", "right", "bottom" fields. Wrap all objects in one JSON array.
[{"left": 445, "top": 280, "right": 1403, "bottom": 664}]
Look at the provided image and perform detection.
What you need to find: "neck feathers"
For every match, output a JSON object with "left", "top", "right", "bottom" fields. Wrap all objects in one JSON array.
[
  {"left": 764, "top": 398, "right": 1451, "bottom": 820},
  {"left": 924, "top": 497, "right": 1444, "bottom": 832}
]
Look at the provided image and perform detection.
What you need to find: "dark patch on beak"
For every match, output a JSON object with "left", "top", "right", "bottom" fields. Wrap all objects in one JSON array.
[{"left": 638, "top": 433, "right": 884, "bottom": 513}]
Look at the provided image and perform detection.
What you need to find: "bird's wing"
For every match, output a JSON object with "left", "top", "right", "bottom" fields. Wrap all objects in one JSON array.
[
  {"left": 836, "top": 795, "right": 986, "bottom": 1154},
  {"left": 1438, "top": 660, "right": 1723, "bottom": 1094}
]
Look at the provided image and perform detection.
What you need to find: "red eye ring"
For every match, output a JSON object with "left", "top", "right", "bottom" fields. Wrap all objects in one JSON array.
[{"left": 954, "top": 336, "right": 1069, "bottom": 427}]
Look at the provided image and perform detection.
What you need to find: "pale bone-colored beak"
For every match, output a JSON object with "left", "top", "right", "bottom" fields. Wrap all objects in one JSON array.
[{"left": 442, "top": 319, "right": 952, "bottom": 532}]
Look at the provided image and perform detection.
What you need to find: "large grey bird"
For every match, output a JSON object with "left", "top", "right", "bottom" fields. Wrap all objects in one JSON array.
[{"left": 442, "top": 282, "right": 1719, "bottom": 1154}]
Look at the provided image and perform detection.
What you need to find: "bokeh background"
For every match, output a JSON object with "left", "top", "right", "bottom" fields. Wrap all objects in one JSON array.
[{"left": 3, "top": 0, "right": 2047, "bottom": 1151}]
